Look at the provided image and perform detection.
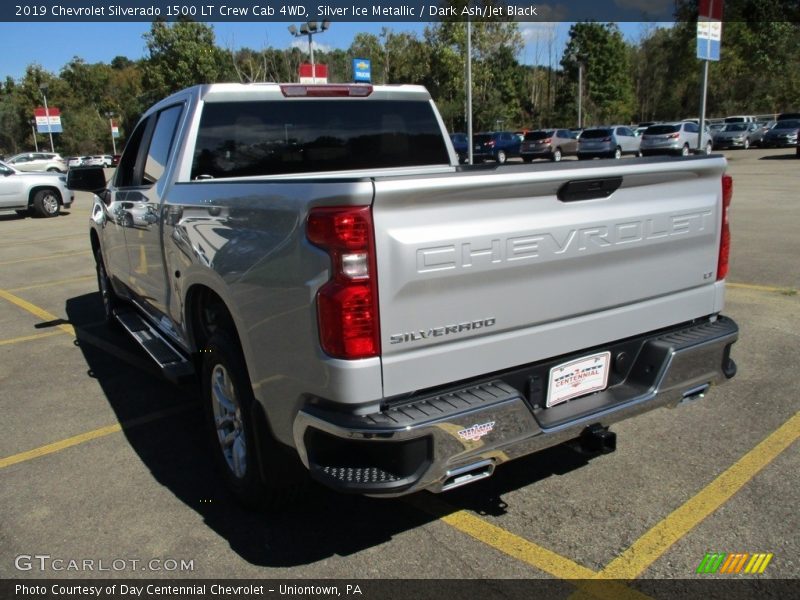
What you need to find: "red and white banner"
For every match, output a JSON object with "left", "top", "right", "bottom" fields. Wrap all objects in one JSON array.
[
  {"left": 298, "top": 63, "right": 328, "bottom": 84},
  {"left": 34, "top": 107, "right": 62, "bottom": 133}
]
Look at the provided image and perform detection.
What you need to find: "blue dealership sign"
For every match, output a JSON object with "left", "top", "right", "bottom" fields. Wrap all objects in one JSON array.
[{"left": 353, "top": 58, "right": 371, "bottom": 83}]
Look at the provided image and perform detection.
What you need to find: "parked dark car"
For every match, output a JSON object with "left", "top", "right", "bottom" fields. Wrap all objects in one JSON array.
[
  {"left": 471, "top": 131, "right": 521, "bottom": 164},
  {"left": 761, "top": 119, "right": 800, "bottom": 148},
  {"left": 449, "top": 133, "right": 468, "bottom": 163},
  {"left": 520, "top": 129, "right": 578, "bottom": 162}
]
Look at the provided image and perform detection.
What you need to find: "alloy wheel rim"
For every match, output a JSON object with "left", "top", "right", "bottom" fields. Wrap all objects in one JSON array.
[
  {"left": 211, "top": 364, "right": 247, "bottom": 479},
  {"left": 43, "top": 193, "right": 59, "bottom": 214}
]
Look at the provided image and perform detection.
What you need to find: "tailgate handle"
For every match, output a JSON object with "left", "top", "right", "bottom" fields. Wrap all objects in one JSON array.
[{"left": 557, "top": 177, "right": 622, "bottom": 202}]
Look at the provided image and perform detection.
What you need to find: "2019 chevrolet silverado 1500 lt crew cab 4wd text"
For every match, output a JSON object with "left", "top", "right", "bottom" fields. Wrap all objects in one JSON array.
[{"left": 68, "top": 83, "right": 738, "bottom": 508}]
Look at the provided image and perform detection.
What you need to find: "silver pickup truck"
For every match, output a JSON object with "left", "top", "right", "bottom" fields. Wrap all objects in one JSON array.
[{"left": 69, "top": 83, "right": 738, "bottom": 508}]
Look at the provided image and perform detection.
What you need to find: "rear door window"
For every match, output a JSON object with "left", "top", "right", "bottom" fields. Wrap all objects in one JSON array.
[{"left": 191, "top": 99, "right": 450, "bottom": 179}]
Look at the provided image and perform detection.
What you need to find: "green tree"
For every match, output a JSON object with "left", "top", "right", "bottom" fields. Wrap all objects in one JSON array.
[
  {"left": 558, "top": 22, "right": 636, "bottom": 126},
  {"left": 143, "top": 20, "right": 232, "bottom": 102}
]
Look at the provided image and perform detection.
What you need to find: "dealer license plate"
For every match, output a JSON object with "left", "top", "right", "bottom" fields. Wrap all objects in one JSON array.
[{"left": 546, "top": 351, "right": 611, "bottom": 408}]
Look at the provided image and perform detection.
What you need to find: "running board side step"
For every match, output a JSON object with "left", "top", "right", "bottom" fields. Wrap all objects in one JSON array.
[{"left": 114, "top": 308, "right": 195, "bottom": 384}]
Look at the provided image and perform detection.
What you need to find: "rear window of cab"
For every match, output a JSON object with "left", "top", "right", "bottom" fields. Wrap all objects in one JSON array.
[{"left": 191, "top": 100, "right": 450, "bottom": 179}]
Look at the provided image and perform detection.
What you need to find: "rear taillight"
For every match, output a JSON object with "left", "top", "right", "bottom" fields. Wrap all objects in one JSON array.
[
  {"left": 486, "top": 140, "right": 496, "bottom": 148},
  {"left": 307, "top": 206, "right": 380, "bottom": 359},
  {"left": 717, "top": 174, "right": 733, "bottom": 281},
  {"left": 667, "top": 133, "right": 680, "bottom": 139},
  {"left": 603, "top": 137, "right": 611, "bottom": 142},
  {"left": 543, "top": 138, "right": 552, "bottom": 144}
]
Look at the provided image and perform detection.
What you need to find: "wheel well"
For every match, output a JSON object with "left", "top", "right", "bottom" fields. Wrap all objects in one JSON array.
[
  {"left": 186, "top": 285, "right": 238, "bottom": 355},
  {"left": 28, "top": 186, "right": 62, "bottom": 206}
]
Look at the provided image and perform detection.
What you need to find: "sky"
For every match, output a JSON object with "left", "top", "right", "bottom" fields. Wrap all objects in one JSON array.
[{"left": 0, "top": 21, "right": 658, "bottom": 82}]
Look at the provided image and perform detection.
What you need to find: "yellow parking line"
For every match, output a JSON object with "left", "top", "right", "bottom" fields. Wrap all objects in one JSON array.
[
  {"left": 591, "top": 410, "right": 800, "bottom": 580},
  {"left": 0, "top": 331, "right": 64, "bottom": 346},
  {"left": 408, "top": 494, "right": 596, "bottom": 579},
  {"left": 0, "top": 404, "right": 193, "bottom": 470},
  {"left": 8, "top": 274, "right": 95, "bottom": 293},
  {"left": 0, "top": 288, "right": 75, "bottom": 335},
  {"left": 0, "top": 249, "right": 91, "bottom": 267},
  {"left": 408, "top": 495, "right": 653, "bottom": 600},
  {"left": 727, "top": 282, "right": 796, "bottom": 294}
]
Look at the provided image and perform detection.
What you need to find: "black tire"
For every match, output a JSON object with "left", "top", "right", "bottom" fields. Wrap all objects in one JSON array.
[
  {"left": 680, "top": 144, "right": 690, "bottom": 157},
  {"left": 577, "top": 154, "right": 588, "bottom": 160},
  {"left": 704, "top": 142, "right": 713, "bottom": 155},
  {"left": 94, "top": 249, "right": 118, "bottom": 325},
  {"left": 743, "top": 138, "right": 750, "bottom": 150},
  {"left": 202, "top": 330, "right": 307, "bottom": 510},
  {"left": 613, "top": 146, "right": 622, "bottom": 160},
  {"left": 32, "top": 189, "right": 60, "bottom": 218},
  {"left": 552, "top": 148, "right": 562, "bottom": 162},
  {"left": 522, "top": 156, "right": 533, "bottom": 163},
  {"left": 46, "top": 167, "right": 60, "bottom": 173},
  {"left": 495, "top": 150, "right": 507, "bottom": 164}
]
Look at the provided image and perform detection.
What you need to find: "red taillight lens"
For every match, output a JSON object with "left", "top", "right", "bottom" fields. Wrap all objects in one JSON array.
[
  {"left": 667, "top": 133, "right": 680, "bottom": 139},
  {"left": 280, "top": 84, "right": 373, "bottom": 97},
  {"left": 717, "top": 174, "right": 733, "bottom": 281},
  {"left": 307, "top": 206, "right": 380, "bottom": 359},
  {"left": 603, "top": 137, "right": 611, "bottom": 142},
  {"left": 486, "top": 140, "right": 496, "bottom": 147},
  {"left": 544, "top": 138, "right": 552, "bottom": 144}
]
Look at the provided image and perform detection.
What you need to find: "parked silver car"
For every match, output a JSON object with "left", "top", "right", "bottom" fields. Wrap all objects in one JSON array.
[
  {"left": 5, "top": 152, "right": 67, "bottom": 173},
  {"left": 0, "top": 160, "right": 73, "bottom": 217},
  {"left": 577, "top": 126, "right": 640, "bottom": 160},
  {"left": 712, "top": 123, "right": 760, "bottom": 150},
  {"left": 520, "top": 129, "right": 578, "bottom": 162},
  {"left": 640, "top": 122, "right": 713, "bottom": 156}
]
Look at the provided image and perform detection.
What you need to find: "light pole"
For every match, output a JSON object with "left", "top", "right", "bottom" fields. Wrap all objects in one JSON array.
[
  {"left": 105, "top": 111, "right": 117, "bottom": 155},
  {"left": 29, "top": 119, "right": 39, "bottom": 152},
  {"left": 39, "top": 84, "right": 55, "bottom": 152},
  {"left": 577, "top": 62, "right": 584, "bottom": 129},
  {"left": 288, "top": 21, "right": 330, "bottom": 83}
]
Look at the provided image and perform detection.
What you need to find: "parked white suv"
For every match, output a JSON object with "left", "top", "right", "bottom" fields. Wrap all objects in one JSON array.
[
  {"left": 5, "top": 152, "right": 67, "bottom": 173},
  {"left": 0, "top": 160, "right": 73, "bottom": 217}
]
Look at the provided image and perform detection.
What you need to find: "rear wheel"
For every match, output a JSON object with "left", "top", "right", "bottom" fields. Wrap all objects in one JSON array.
[
  {"left": 495, "top": 150, "right": 507, "bottom": 164},
  {"left": 680, "top": 144, "right": 690, "bottom": 157},
  {"left": 704, "top": 142, "right": 713, "bottom": 155},
  {"left": 613, "top": 146, "right": 622, "bottom": 160},
  {"left": 522, "top": 156, "right": 533, "bottom": 163},
  {"left": 552, "top": 148, "right": 562, "bottom": 162},
  {"left": 743, "top": 138, "right": 750, "bottom": 150},
  {"left": 203, "top": 330, "right": 307, "bottom": 510},
  {"left": 32, "top": 189, "right": 60, "bottom": 217}
]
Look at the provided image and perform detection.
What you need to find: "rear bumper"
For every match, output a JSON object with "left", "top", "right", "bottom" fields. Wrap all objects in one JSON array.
[{"left": 293, "top": 316, "right": 738, "bottom": 496}]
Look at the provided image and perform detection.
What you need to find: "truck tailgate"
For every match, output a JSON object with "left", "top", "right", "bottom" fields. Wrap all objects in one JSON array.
[{"left": 372, "top": 157, "right": 728, "bottom": 397}]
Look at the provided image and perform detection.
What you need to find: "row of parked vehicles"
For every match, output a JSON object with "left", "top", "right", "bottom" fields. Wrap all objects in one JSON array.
[
  {"left": 709, "top": 115, "right": 800, "bottom": 150},
  {"left": 449, "top": 112, "right": 800, "bottom": 164},
  {"left": 450, "top": 122, "right": 712, "bottom": 164},
  {"left": 0, "top": 152, "right": 121, "bottom": 173}
]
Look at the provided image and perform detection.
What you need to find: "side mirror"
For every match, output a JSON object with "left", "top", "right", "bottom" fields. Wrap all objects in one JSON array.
[{"left": 67, "top": 166, "right": 107, "bottom": 194}]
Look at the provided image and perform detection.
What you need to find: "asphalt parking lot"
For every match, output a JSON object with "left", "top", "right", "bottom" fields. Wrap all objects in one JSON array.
[{"left": 1, "top": 149, "right": 798, "bottom": 594}]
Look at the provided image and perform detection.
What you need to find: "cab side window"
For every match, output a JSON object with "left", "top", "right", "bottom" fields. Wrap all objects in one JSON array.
[{"left": 115, "top": 104, "right": 183, "bottom": 188}]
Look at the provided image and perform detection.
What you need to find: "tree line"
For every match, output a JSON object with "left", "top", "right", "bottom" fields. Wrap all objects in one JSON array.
[{"left": 1, "top": 1, "right": 798, "bottom": 156}]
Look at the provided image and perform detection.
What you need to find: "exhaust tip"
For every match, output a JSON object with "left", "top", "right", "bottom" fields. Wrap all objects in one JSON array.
[{"left": 441, "top": 460, "right": 495, "bottom": 492}]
